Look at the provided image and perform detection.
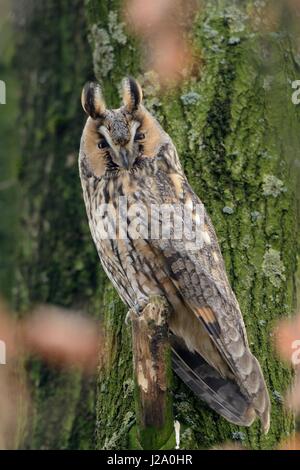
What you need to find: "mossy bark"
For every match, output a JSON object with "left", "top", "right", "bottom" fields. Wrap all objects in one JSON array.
[
  {"left": 12, "top": 0, "right": 100, "bottom": 449},
  {"left": 0, "top": 0, "right": 20, "bottom": 302},
  {"left": 86, "top": 0, "right": 299, "bottom": 450},
  {"left": 8, "top": 0, "right": 299, "bottom": 450}
]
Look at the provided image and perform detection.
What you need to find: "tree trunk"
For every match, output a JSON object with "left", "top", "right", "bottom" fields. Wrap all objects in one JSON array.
[
  {"left": 12, "top": 0, "right": 100, "bottom": 449},
  {"left": 86, "top": 0, "right": 299, "bottom": 450},
  {"left": 0, "top": 0, "right": 19, "bottom": 302},
  {"left": 9, "top": 0, "right": 300, "bottom": 450}
]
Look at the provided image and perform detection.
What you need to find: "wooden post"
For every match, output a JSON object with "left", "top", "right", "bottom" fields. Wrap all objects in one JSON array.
[{"left": 129, "top": 295, "right": 175, "bottom": 450}]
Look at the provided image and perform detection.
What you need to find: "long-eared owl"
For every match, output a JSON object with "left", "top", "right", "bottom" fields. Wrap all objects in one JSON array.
[{"left": 79, "top": 77, "right": 270, "bottom": 432}]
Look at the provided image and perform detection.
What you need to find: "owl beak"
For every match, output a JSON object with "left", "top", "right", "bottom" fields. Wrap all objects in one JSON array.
[{"left": 119, "top": 148, "right": 131, "bottom": 170}]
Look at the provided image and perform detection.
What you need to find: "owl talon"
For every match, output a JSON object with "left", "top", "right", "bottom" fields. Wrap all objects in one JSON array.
[
  {"left": 125, "top": 299, "right": 150, "bottom": 325},
  {"left": 134, "top": 299, "right": 148, "bottom": 314},
  {"left": 125, "top": 309, "right": 134, "bottom": 325}
]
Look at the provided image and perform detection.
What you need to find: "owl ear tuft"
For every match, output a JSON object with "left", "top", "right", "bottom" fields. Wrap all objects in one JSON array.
[
  {"left": 81, "top": 82, "right": 106, "bottom": 119},
  {"left": 122, "top": 77, "right": 143, "bottom": 112}
]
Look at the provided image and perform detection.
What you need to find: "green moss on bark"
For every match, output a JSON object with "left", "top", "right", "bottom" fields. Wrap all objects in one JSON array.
[
  {"left": 87, "top": 0, "right": 299, "bottom": 450},
  {"left": 13, "top": 0, "right": 100, "bottom": 450},
  {"left": 0, "top": 1, "right": 20, "bottom": 302}
]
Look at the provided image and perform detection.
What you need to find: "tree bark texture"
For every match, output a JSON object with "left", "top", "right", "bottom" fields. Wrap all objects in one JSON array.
[
  {"left": 130, "top": 296, "right": 175, "bottom": 450},
  {"left": 0, "top": 0, "right": 20, "bottom": 302},
  {"left": 13, "top": 0, "right": 100, "bottom": 449}
]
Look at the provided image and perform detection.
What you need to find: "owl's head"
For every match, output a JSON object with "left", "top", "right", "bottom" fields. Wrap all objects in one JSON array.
[{"left": 80, "top": 77, "right": 168, "bottom": 178}]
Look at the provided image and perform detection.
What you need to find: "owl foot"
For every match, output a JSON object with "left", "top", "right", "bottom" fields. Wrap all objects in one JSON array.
[
  {"left": 125, "top": 295, "right": 167, "bottom": 325},
  {"left": 125, "top": 308, "right": 135, "bottom": 325},
  {"left": 126, "top": 295, "right": 169, "bottom": 326},
  {"left": 125, "top": 299, "right": 148, "bottom": 325}
]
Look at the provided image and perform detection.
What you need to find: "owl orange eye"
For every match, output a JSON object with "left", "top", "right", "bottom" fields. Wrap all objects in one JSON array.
[
  {"left": 98, "top": 139, "right": 109, "bottom": 149},
  {"left": 134, "top": 132, "right": 145, "bottom": 141}
]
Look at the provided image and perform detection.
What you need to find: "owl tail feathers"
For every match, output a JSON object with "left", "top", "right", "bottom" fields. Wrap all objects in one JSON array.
[
  {"left": 245, "top": 354, "right": 271, "bottom": 434},
  {"left": 171, "top": 336, "right": 256, "bottom": 428},
  {"left": 257, "top": 402, "right": 270, "bottom": 435}
]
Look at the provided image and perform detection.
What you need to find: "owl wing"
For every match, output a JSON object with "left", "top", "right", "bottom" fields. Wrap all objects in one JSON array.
[{"left": 148, "top": 186, "right": 270, "bottom": 431}]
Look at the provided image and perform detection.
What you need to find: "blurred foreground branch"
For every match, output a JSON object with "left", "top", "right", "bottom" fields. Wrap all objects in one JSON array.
[{"left": 0, "top": 303, "right": 102, "bottom": 449}]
